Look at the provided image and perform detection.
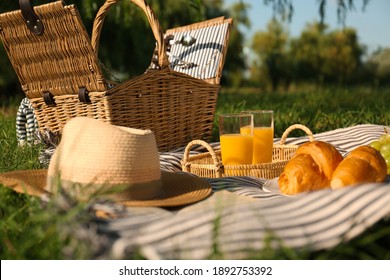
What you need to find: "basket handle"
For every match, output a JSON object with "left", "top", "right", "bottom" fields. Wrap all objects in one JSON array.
[
  {"left": 182, "top": 140, "right": 222, "bottom": 173},
  {"left": 91, "top": 0, "right": 169, "bottom": 68},
  {"left": 279, "top": 124, "right": 314, "bottom": 145}
]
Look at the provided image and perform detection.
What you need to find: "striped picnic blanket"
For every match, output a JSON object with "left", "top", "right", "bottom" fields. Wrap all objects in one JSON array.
[{"left": 84, "top": 124, "right": 390, "bottom": 260}]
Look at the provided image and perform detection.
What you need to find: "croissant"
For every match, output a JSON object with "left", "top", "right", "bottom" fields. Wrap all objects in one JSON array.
[
  {"left": 278, "top": 141, "right": 343, "bottom": 195},
  {"left": 330, "top": 145, "right": 387, "bottom": 189}
]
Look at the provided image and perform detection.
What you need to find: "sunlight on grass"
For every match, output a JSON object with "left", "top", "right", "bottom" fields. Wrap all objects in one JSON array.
[
  {"left": 1, "top": 86, "right": 389, "bottom": 259},
  {"left": 213, "top": 86, "right": 389, "bottom": 140}
]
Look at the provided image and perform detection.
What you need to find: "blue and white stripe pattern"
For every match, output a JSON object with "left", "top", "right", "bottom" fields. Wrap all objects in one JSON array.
[
  {"left": 167, "top": 22, "right": 230, "bottom": 80},
  {"left": 16, "top": 98, "right": 39, "bottom": 145},
  {"left": 83, "top": 124, "right": 390, "bottom": 260}
]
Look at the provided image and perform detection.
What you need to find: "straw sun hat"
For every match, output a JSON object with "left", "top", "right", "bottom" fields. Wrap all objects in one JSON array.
[{"left": 0, "top": 117, "right": 211, "bottom": 207}]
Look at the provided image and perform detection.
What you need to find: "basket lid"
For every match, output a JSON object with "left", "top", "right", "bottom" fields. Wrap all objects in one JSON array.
[
  {"left": 149, "top": 17, "right": 233, "bottom": 85},
  {"left": 0, "top": 1, "right": 107, "bottom": 99}
]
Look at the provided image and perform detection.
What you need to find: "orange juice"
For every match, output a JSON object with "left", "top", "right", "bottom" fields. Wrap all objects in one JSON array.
[
  {"left": 241, "top": 126, "right": 274, "bottom": 163},
  {"left": 220, "top": 134, "right": 254, "bottom": 165}
]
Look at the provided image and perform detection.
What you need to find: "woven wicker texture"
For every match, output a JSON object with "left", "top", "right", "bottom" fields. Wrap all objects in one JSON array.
[
  {"left": 0, "top": 0, "right": 232, "bottom": 152},
  {"left": 0, "top": 1, "right": 106, "bottom": 98},
  {"left": 181, "top": 124, "right": 314, "bottom": 179}
]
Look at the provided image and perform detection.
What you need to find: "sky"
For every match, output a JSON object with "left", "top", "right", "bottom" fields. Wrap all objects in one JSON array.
[{"left": 224, "top": 0, "right": 390, "bottom": 56}]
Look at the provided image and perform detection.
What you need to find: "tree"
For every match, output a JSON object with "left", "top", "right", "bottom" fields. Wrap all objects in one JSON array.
[
  {"left": 262, "top": 0, "right": 370, "bottom": 24},
  {"left": 250, "top": 19, "right": 365, "bottom": 87},
  {"left": 290, "top": 22, "right": 328, "bottom": 84},
  {"left": 321, "top": 28, "right": 364, "bottom": 84},
  {"left": 251, "top": 19, "right": 291, "bottom": 90},
  {"left": 366, "top": 48, "right": 390, "bottom": 86},
  {"left": 290, "top": 22, "right": 364, "bottom": 85},
  {"left": 223, "top": 1, "right": 251, "bottom": 86},
  {"left": 0, "top": 0, "right": 373, "bottom": 97}
]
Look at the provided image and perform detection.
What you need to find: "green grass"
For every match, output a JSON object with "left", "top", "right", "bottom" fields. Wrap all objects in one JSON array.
[
  {"left": 0, "top": 116, "right": 43, "bottom": 172},
  {"left": 0, "top": 112, "right": 97, "bottom": 259},
  {"left": 212, "top": 86, "right": 390, "bottom": 141},
  {"left": 1, "top": 86, "right": 390, "bottom": 259},
  {"left": 0, "top": 187, "right": 96, "bottom": 259}
]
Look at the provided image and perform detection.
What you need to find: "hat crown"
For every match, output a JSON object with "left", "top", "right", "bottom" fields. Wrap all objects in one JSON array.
[{"left": 47, "top": 117, "right": 161, "bottom": 200}]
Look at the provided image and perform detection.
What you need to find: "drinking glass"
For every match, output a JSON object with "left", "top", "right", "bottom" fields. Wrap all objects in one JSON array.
[
  {"left": 219, "top": 113, "right": 253, "bottom": 165},
  {"left": 242, "top": 110, "right": 274, "bottom": 164}
]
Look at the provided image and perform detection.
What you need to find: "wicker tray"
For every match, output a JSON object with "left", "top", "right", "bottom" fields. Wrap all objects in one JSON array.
[{"left": 181, "top": 124, "right": 314, "bottom": 179}]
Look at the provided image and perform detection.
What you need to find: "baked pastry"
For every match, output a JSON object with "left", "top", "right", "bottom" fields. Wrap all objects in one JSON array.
[
  {"left": 331, "top": 145, "right": 387, "bottom": 189},
  {"left": 278, "top": 141, "right": 343, "bottom": 195}
]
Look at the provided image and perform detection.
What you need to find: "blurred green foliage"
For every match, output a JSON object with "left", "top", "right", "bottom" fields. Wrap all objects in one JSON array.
[
  {"left": 1, "top": 0, "right": 388, "bottom": 99},
  {"left": 249, "top": 20, "right": 380, "bottom": 90}
]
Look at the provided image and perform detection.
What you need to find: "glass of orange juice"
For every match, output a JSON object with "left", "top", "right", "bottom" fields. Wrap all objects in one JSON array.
[
  {"left": 241, "top": 110, "right": 274, "bottom": 164},
  {"left": 219, "top": 113, "right": 254, "bottom": 165}
]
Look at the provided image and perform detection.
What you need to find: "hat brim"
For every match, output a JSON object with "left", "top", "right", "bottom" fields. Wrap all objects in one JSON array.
[{"left": 0, "top": 170, "right": 212, "bottom": 207}]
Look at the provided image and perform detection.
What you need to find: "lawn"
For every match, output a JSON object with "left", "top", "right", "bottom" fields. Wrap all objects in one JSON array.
[
  {"left": 0, "top": 86, "right": 389, "bottom": 259},
  {"left": 213, "top": 86, "right": 389, "bottom": 141}
]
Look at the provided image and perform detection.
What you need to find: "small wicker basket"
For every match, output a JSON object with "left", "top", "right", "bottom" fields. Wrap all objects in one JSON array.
[{"left": 181, "top": 124, "right": 314, "bottom": 179}]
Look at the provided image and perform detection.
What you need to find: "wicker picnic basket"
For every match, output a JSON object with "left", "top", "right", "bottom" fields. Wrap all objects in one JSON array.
[
  {"left": 0, "top": 0, "right": 232, "bottom": 152},
  {"left": 181, "top": 124, "right": 314, "bottom": 179}
]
